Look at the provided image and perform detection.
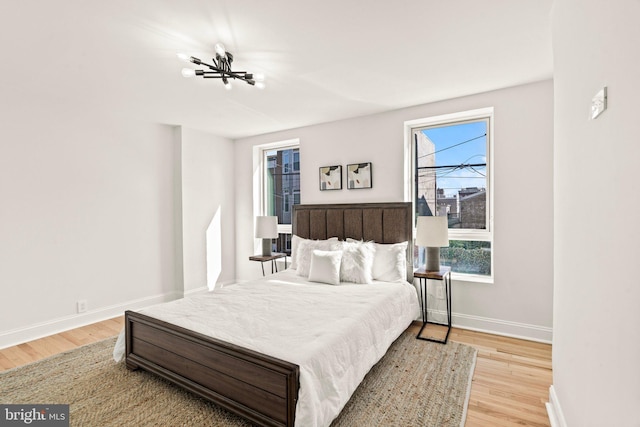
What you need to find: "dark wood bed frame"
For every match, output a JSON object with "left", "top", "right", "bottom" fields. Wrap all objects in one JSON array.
[{"left": 125, "top": 202, "right": 412, "bottom": 427}]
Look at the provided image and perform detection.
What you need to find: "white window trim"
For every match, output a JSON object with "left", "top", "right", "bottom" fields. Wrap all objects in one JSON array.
[
  {"left": 404, "top": 107, "right": 494, "bottom": 282},
  {"left": 254, "top": 138, "right": 300, "bottom": 236}
]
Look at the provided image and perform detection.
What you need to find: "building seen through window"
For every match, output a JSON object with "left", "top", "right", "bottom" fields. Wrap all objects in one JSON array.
[{"left": 265, "top": 147, "right": 300, "bottom": 255}]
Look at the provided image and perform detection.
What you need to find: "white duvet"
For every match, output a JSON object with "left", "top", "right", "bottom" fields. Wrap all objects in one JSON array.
[{"left": 115, "top": 269, "right": 420, "bottom": 427}]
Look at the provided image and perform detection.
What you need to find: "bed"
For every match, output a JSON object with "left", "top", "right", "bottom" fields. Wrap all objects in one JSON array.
[{"left": 122, "top": 202, "right": 418, "bottom": 427}]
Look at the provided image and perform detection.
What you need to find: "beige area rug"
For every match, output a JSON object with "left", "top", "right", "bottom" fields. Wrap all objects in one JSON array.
[{"left": 1, "top": 332, "right": 476, "bottom": 426}]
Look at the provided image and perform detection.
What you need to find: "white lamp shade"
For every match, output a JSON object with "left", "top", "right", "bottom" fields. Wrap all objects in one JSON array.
[
  {"left": 255, "top": 216, "right": 278, "bottom": 239},
  {"left": 415, "top": 216, "right": 449, "bottom": 247}
]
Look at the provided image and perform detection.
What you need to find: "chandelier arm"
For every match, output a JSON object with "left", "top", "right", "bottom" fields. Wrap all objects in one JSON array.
[{"left": 202, "top": 68, "right": 255, "bottom": 84}]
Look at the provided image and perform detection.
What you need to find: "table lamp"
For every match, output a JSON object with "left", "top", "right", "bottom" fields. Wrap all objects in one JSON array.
[
  {"left": 416, "top": 216, "right": 449, "bottom": 271},
  {"left": 255, "top": 216, "right": 278, "bottom": 256}
]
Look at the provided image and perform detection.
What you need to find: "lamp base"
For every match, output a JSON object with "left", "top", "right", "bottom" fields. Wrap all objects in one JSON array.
[
  {"left": 261, "top": 238, "right": 273, "bottom": 257},
  {"left": 425, "top": 247, "right": 441, "bottom": 272}
]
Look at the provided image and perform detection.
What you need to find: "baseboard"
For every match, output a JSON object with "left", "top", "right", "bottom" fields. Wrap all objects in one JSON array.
[
  {"left": 0, "top": 291, "right": 181, "bottom": 350},
  {"left": 184, "top": 285, "right": 209, "bottom": 296},
  {"left": 546, "top": 385, "right": 567, "bottom": 427},
  {"left": 427, "top": 308, "right": 553, "bottom": 343}
]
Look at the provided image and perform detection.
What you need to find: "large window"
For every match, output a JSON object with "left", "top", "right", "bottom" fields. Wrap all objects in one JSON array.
[
  {"left": 261, "top": 141, "right": 300, "bottom": 255},
  {"left": 407, "top": 108, "right": 493, "bottom": 281}
]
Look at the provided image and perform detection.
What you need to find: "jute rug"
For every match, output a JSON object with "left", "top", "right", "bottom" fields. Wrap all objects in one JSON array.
[{"left": 0, "top": 332, "right": 476, "bottom": 426}]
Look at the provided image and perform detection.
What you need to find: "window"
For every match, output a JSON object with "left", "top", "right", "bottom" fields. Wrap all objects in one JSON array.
[
  {"left": 283, "top": 191, "right": 290, "bottom": 213},
  {"left": 406, "top": 108, "right": 493, "bottom": 281},
  {"left": 283, "top": 150, "right": 290, "bottom": 174},
  {"left": 260, "top": 140, "right": 300, "bottom": 255},
  {"left": 293, "top": 151, "right": 300, "bottom": 171}
]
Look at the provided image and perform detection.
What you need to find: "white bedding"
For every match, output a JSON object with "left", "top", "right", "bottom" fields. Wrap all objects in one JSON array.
[{"left": 115, "top": 269, "right": 420, "bottom": 427}]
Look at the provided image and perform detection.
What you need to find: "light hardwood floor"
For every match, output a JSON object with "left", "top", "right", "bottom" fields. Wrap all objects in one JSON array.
[
  {"left": 0, "top": 318, "right": 551, "bottom": 426},
  {"left": 410, "top": 323, "right": 553, "bottom": 426},
  {"left": 0, "top": 317, "right": 124, "bottom": 372}
]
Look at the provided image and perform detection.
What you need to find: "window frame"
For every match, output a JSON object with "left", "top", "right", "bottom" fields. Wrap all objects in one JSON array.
[
  {"left": 256, "top": 138, "right": 300, "bottom": 237},
  {"left": 404, "top": 107, "right": 494, "bottom": 283}
]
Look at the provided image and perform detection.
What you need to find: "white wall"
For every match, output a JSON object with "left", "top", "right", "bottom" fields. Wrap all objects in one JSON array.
[
  {"left": 180, "top": 128, "right": 235, "bottom": 293},
  {"left": 234, "top": 80, "right": 554, "bottom": 341},
  {"left": 0, "top": 108, "right": 181, "bottom": 347},
  {"left": 0, "top": 104, "right": 236, "bottom": 348},
  {"left": 551, "top": 1, "right": 640, "bottom": 425}
]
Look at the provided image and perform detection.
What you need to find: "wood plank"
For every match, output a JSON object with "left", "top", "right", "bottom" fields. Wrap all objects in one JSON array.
[
  {"left": 410, "top": 323, "right": 552, "bottom": 426},
  {"left": 0, "top": 317, "right": 124, "bottom": 371}
]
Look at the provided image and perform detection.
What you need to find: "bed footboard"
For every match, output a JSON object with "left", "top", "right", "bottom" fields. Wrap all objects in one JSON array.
[{"left": 125, "top": 311, "right": 299, "bottom": 427}]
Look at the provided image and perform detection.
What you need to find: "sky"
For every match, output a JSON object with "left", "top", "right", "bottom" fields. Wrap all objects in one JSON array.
[{"left": 421, "top": 120, "right": 487, "bottom": 197}]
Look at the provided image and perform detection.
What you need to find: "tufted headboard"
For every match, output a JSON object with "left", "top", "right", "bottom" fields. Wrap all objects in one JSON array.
[{"left": 292, "top": 202, "right": 413, "bottom": 281}]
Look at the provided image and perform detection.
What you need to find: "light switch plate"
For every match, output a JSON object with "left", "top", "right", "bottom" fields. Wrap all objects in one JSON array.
[{"left": 591, "top": 87, "right": 607, "bottom": 119}]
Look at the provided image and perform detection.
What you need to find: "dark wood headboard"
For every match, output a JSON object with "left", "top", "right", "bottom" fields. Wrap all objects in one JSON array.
[{"left": 292, "top": 202, "right": 413, "bottom": 280}]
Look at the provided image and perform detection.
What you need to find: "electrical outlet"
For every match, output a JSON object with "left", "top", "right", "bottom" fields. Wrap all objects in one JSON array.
[
  {"left": 77, "top": 300, "right": 87, "bottom": 313},
  {"left": 436, "top": 286, "right": 444, "bottom": 300}
]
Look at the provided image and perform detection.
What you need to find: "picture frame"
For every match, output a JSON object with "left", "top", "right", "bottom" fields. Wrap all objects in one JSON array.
[
  {"left": 347, "top": 162, "right": 372, "bottom": 189},
  {"left": 319, "top": 165, "right": 342, "bottom": 190}
]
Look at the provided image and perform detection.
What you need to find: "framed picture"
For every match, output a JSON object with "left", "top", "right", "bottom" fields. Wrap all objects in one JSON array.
[
  {"left": 319, "top": 165, "right": 342, "bottom": 190},
  {"left": 347, "top": 162, "right": 372, "bottom": 189}
]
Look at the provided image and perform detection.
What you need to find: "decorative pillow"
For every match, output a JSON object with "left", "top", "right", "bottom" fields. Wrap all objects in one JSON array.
[
  {"left": 296, "top": 238, "right": 339, "bottom": 278},
  {"left": 332, "top": 240, "right": 375, "bottom": 284},
  {"left": 308, "top": 250, "right": 342, "bottom": 285},
  {"left": 372, "top": 241, "right": 408, "bottom": 282},
  {"left": 291, "top": 235, "right": 337, "bottom": 271},
  {"left": 290, "top": 235, "right": 304, "bottom": 270}
]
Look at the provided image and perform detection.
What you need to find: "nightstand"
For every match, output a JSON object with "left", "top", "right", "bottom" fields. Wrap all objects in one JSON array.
[
  {"left": 414, "top": 266, "right": 452, "bottom": 344},
  {"left": 249, "top": 253, "right": 287, "bottom": 276}
]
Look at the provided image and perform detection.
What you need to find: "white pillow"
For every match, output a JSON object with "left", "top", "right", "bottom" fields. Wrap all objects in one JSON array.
[
  {"left": 290, "top": 235, "right": 304, "bottom": 270},
  {"left": 291, "top": 235, "right": 337, "bottom": 270},
  {"left": 296, "top": 238, "right": 339, "bottom": 278},
  {"left": 332, "top": 240, "right": 375, "bottom": 284},
  {"left": 372, "top": 241, "right": 408, "bottom": 282},
  {"left": 308, "top": 250, "right": 342, "bottom": 285}
]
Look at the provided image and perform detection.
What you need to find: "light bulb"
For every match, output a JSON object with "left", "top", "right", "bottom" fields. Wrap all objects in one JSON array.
[
  {"left": 214, "top": 43, "right": 226, "bottom": 57},
  {"left": 181, "top": 68, "right": 196, "bottom": 78},
  {"left": 255, "top": 82, "right": 266, "bottom": 89},
  {"left": 224, "top": 80, "right": 232, "bottom": 90},
  {"left": 253, "top": 73, "right": 265, "bottom": 82},
  {"left": 176, "top": 53, "right": 190, "bottom": 62}
]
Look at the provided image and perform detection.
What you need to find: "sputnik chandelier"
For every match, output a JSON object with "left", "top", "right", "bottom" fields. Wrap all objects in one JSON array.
[{"left": 177, "top": 43, "right": 265, "bottom": 90}]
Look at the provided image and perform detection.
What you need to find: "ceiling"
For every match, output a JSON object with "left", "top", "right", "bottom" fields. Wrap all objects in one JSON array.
[{"left": 0, "top": 0, "right": 553, "bottom": 139}]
